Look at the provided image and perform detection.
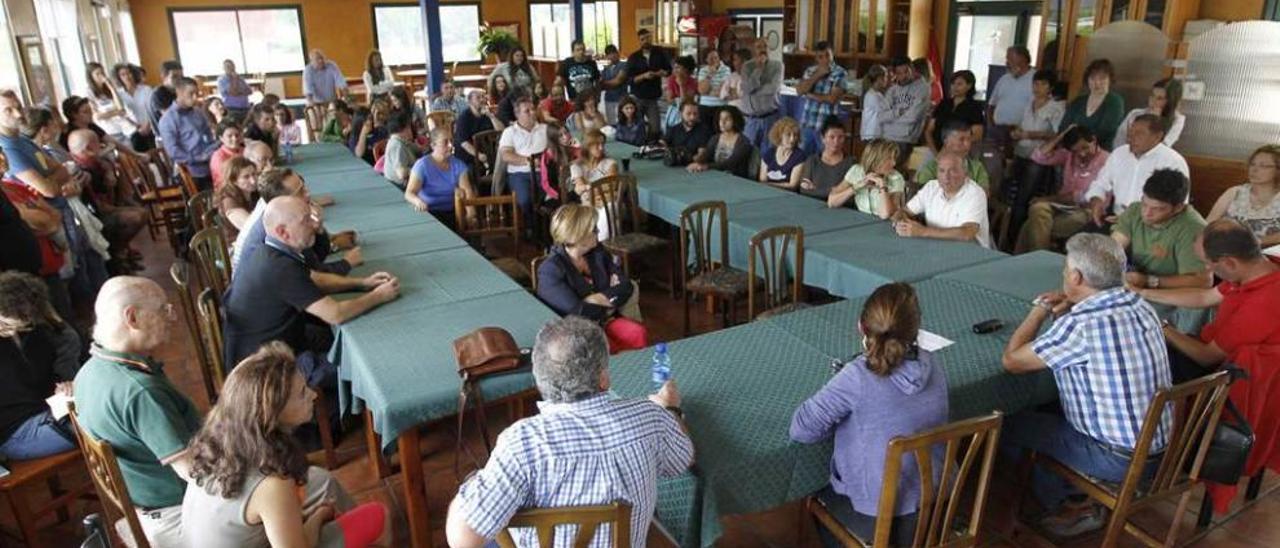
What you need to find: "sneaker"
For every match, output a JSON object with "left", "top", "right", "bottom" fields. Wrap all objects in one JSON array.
[{"left": 1039, "top": 505, "right": 1105, "bottom": 539}]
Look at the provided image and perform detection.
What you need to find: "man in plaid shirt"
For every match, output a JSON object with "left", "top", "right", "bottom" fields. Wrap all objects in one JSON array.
[
  {"left": 446, "top": 317, "right": 694, "bottom": 547},
  {"left": 795, "top": 41, "right": 846, "bottom": 156},
  {"left": 1001, "top": 233, "right": 1173, "bottom": 538}
]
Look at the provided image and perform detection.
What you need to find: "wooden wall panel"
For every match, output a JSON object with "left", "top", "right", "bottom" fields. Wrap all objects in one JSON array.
[{"left": 1187, "top": 155, "right": 1249, "bottom": 215}]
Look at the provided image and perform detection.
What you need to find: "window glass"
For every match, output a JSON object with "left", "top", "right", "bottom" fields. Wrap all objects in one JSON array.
[
  {"left": 171, "top": 8, "right": 305, "bottom": 76},
  {"left": 373, "top": 4, "right": 481, "bottom": 66},
  {"left": 532, "top": 2, "right": 619, "bottom": 58}
]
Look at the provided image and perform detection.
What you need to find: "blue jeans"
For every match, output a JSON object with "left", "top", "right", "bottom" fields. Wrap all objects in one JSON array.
[
  {"left": 744, "top": 111, "right": 780, "bottom": 153},
  {"left": 1000, "top": 411, "right": 1148, "bottom": 510},
  {"left": 0, "top": 410, "right": 75, "bottom": 460},
  {"left": 506, "top": 171, "right": 534, "bottom": 221}
]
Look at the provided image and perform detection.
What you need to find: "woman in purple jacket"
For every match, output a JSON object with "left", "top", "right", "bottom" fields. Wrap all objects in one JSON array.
[{"left": 790, "top": 282, "right": 949, "bottom": 546}]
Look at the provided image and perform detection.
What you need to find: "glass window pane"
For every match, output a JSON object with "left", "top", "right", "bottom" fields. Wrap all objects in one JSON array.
[
  {"left": 440, "top": 5, "right": 481, "bottom": 63},
  {"left": 531, "top": 5, "right": 553, "bottom": 58},
  {"left": 0, "top": 4, "right": 22, "bottom": 94},
  {"left": 172, "top": 11, "right": 243, "bottom": 76},
  {"left": 1076, "top": 0, "right": 1097, "bottom": 37},
  {"left": 375, "top": 6, "right": 424, "bottom": 66},
  {"left": 554, "top": 4, "right": 572, "bottom": 59},
  {"left": 119, "top": 10, "right": 141, "bottom": 64},
  {"left": 953, "top": 14, "right": 1019, "bottom": 95},
  {"left": 237, "top": 9, "right": 305, "bottom": 74},
  {"left": 1027, "top": 15, "right": 1043, "bottom": 67}
]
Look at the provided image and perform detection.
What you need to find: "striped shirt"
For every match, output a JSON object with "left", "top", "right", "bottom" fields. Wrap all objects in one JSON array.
[
  {"left": 1033, "top": 288, "right": 1173, "bottom": 452},
  {"left": 454, "top": 393, "right": 694, "bottom": 547},
  {"left": 800, "top": 64, "right": 847, "bottom": 131}
]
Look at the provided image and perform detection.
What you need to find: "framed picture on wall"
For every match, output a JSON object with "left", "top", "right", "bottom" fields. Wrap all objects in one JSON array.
[{"left": 16, "top": 36, "right": 55, "bottom": 108}]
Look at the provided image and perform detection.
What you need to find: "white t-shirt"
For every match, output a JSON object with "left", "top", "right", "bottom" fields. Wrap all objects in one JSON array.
[
  {"left": 231, "top": 198, "right": 266, "bottom": 271},
  {"left": 906, "top": 179, "right": 992, "bottom": 248},
  {"left": 499, "top": 123, "right": 549, "bottom": 174},
  {"left": 861, "top": 88, "right": 886, "bottom": 140},
  {"left": 1112, "top": 108, "right": 1186, "bottom": 150},
  {"left": 1084, "top": 143, "right": 1189, "bottom": 216},
  {"left": 989, "top": 70, "right": 1035, "bottom": 126},
  {"left": 1014, "top": 99, "right": 1066, "bottom": 159}
]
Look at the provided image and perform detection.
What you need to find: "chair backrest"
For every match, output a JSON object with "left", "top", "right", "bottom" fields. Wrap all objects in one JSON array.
[
  {"left": 588, "top": 173, "right": 627, "bottom": 234},
  {"left": 175, "top": 164, "right": 199, "bottom": 197},
  {"left": 455, "top": 191, "right": 521, "bottom": 256},
  {"left": 187, "top": 189, "right": 215, "bottom": 233},
  {"left": 495, "top": 501, "right": 633, "bottom": 548},
  {"left": 679, "top": 200, "right": 729, "bottom": 280},
  {"left": 303, "top": 105, "right": 325, "bottom": 143},
  {"left": 67, "top": 402, "right": 152, "bottom": 548},
  {"left": 472, "top": 129, "right": 501, "bottom": 167},
  {"left": 530, "top": 254, "right": 549, "bottom": 292},
  {"left": 195, "top": 287, "right": 227, "bottom": 392},
  {"left": 427, "top": 110, "right": 456, "bottom": 133},
  {"left": 116, "top": 152, "right": 154, "bottom": 199},
  {"left": 874, "top": 412, "right": 1003, "bottom": 548},
  {"left": 1127, "top": 371, "right": 1232, "bottom": 507},
  {"left": 372, "top": 139, "right": 388, "bottom": 163},
  {"left": 188, "top": 226, "right": 231, "bottom": 297},
  {"left": 748, "top": 226, "right": 805, "bottom": 319},
  {"left": 170, "top": 261, "right": 219, "bottom": 404}
]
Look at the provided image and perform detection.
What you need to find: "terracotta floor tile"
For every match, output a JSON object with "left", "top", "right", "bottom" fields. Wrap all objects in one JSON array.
[{"left": 1220, "top": 490, "right": 1280, "bottom": 545}]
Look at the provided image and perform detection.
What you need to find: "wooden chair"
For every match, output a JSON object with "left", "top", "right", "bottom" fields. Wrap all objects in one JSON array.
[
  {"left": 471, "top": 129, "right": 502, "bottom": 192},
  {"left": 808, "top": 412, "right": 1004, "bottom": 548},
  {"left": 0, "top": 448, "right": 96, "bottom": 547},
  {"left": 528, "top": 152, "right": 567, "bottom": 247},
  {"left": 80, "top": 513, "right": 111, "bottom": 548},
  {"left": 187, "top": 189, "right": 216, "bottom": 233},
  {"left": 496, "top": 501, "right": 633, "bottom": 548},
  {"left": 427, "top": 110, "right": 456, "bottom": 134},
  {"left": 748, "top": 226, "right": 810, "bottom": 320},
  {"left": 188, "top": 226, "right": 231, "bottom": 298},
  {"left": 120, "top": 152, "right": 184, "bottom": 244},
  {"left": 529, "top": 254, "right": 549, "bottom": 292},
  {"left": 594, "top": 174, "right": 674, "bottom": 294},
  {"left": 174, "top": 164, "right": 201, "bottom": 197},
  {"left": 1020, "top": 371, "right": 1233, "bottom": 547},
  {"left": 455, "top": 191, "right": 530, "bottom": 285},
  {"left": 171, "top": 261, "right": 220, "bottom": 404},
  {"left": 195, "top": 288, "right": 339, "bottom": 469},
  {"left": 303, "top": 104, "right": 326, "bottom": 143},
  {"left": 680, "top": 200, "right": 753, "bottom": 336},
  {"left": 67, "top": 402, "right": 151, "bottom": 548}
]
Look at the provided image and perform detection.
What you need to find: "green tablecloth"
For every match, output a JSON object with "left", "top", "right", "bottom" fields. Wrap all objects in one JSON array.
[
  {"left": 611, "top": 279, "right": 1058, "bottom": 547},
  {"left": 324, "top": 201, "right": 429, "bottom": 233},
  {"left": 353, "top": 223, "right": 468, "bottom": 262},
  {"left": 324, "top": 187, "right": 413, "bottom": 210},
  {"left": 331, "top": 290, "right": 556, "bottom": 448},
  {"left": 938, "top": 250, "right": 1066, "bottom": 302},
  {"left": 301, "top": 169, "right": 391, "bottom": 195},
  {"left": 804, "top": 223, "right": 1008, "bottom": 298},
  {"left": 721, "top": 196, "right": 882, "bottom": 271},
  {"left": 290, "top": 144, "right": 375, "bottom": 177},
  {"left": 336, "top": 247, "right": 525, "bottom": 317}
]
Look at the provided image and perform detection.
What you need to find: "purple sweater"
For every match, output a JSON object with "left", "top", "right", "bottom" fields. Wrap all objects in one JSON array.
[{"left": 790, "top": 351, "right": 948, "bottom": 516}]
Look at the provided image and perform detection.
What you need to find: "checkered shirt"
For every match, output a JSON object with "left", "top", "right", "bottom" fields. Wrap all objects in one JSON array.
[
  {"left": 454, "top": 393, "right": 694, "bottom": 547},
  {"left": 800, "top": 64, "right": 847, "bottom": 131},
  {"left": 1033, "top": 288, "right": 1173, "bottom": 452}
]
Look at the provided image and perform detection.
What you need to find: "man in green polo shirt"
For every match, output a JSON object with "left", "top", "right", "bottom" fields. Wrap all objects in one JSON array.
[
  {"left": 74, "top": 276, "right": 201, "bottom": 548},
  {"left": 914, "top": 120, "right": 990, "bottom": 191},
  {"left": 1112, "top": 168, "right": 1211, "bottom": 291}
]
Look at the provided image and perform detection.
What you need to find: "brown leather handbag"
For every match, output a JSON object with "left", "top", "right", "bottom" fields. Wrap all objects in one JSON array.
[{"left": 453, "top": 327, "right": 527, "bottom": 475}]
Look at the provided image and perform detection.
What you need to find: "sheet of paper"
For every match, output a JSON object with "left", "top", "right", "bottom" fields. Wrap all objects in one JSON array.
[
  {"left": 46, "top": 393, "right": 72, "bottom": 421},
  {"left": 917, "top": 329, "right": 955, "bottom": 352},
  {"left": 1265, "top": 244, "right": 1280, "bottom": 258}
]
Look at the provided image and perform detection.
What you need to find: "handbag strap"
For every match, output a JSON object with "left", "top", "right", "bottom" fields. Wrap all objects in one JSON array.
[
  {"left": 1219, "top": 364, "right": 1253, "bottom": 435},
  {"left": 453, "top": 375, "right": 497, "bottom": 478}
]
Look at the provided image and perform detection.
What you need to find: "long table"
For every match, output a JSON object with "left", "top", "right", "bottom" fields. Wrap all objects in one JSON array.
[{"left": 291, "top": 144, "right": 557, "bottom": 548}]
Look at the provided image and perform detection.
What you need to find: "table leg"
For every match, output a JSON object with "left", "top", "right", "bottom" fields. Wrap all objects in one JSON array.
[
  {"left": 364, "top": 409, "right": 390, "bottom": 479},
  {"left": 399, "top": 428, "right": 433, "bottom": 548}
]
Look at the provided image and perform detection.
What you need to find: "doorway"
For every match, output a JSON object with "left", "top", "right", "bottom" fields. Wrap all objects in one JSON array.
[{"left": 949, "top": 1, "right": 1043, "bottom": 98}]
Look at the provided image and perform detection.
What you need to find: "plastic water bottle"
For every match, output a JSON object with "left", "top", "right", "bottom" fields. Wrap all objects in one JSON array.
[
  {"left": 652, "top": 343, "right": 671, "bottom": 391},
  {"left": 283, "top": 141, "right": 294, "bottom": 165}
]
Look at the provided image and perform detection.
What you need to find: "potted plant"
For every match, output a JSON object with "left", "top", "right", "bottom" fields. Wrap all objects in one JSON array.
[{"left": 478, "top": 23, "right": 520, "bottom": 63}]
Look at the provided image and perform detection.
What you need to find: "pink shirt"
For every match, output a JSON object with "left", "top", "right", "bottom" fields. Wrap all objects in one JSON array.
[
  {"left": 1031, "top": 147, "right": 1109, "bottom": 205},
  {"left": 209, "top": 146, "right": 242, "bottom": 189}
]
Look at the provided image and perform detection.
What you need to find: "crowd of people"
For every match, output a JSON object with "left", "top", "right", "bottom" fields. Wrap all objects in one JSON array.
[{"left": 2, "top": 21, "right": 1279, "bottom": 548}]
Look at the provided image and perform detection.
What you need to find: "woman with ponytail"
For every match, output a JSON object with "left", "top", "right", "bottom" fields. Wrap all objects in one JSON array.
[{"left": 789, "top": 283, "right": 948, "bottom": 546}]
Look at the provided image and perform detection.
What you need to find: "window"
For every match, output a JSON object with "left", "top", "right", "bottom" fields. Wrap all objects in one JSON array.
[
  {"left": 118, "top": 9, "right": 141, "bottom": 64},
  {"left": 34, "top": 0, "right": 87, "bottom": 98},
  {"left": 169, "top": 7, "right": 305, "bottom": 76},
  {"left": 372, "top": 3, "right": 481, "bottom": 66},
  {"left": 529, "top": 1, "right": 619, "bottom": 59}
]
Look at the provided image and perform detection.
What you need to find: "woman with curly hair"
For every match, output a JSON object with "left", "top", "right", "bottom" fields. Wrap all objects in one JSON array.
[{"left": 182, "top": 342, "right": 388, "bottom": 547}]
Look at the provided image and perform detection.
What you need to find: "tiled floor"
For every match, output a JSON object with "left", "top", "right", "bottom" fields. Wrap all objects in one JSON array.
[{"left": 5, "top": 231, "right": 1280, "bottom": 547}]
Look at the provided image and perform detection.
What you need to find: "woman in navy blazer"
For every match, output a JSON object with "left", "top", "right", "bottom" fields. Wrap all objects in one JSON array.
[{"left": 537, "top": 204, "right": 648, "bottom": 353}]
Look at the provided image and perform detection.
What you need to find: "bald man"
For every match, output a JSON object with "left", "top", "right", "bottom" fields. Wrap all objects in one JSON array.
[
  {"left": 242, "top": 139, "right": 275, "bottom": 172},
  {"left": 222, "top": 196, "right": 397, "bottom": 389},
  {"left": 74, "top": 276, "right": 201, "bottom": 548},
  {"left": 67, "top": 129, "right": 147, "bottom": 270},
  {"left": 303, "top": 49, "right": 347, "bottom": 105},
  {"left": 893, "top": 151, "right": 992, "bottom": 248}
]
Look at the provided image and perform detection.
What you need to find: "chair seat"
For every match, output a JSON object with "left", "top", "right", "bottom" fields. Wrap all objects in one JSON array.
[
  {"left": 756, "top": 302, "right": 812, "bottom": 320},
  {"left": 605, "top": 233, "right": 668, "bottom": 255},
  {"left": 686, "top": 268, "right": 754, "bottom": 297},
  {"left": 492, "top": 258, "right": 531, "bottom": 285},
  {"left": 0, "top": 450, "right": 83, "bottom": 490}
]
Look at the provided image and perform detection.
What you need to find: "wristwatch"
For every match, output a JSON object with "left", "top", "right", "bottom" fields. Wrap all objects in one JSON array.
[
  {"left": 1147, "top": 275, "right": 1161, "bottom": 289},
  {"left": 665, "top": 406, "right": 685, "bottom": 419}
]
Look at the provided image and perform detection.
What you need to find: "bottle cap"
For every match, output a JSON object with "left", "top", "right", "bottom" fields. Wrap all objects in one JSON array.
[{"left": 655, "top": 342, "right": 667, "bottom": 352}]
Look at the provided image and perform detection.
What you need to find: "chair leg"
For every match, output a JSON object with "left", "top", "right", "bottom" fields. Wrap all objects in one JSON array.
[
  {"left": 47, "top": 475, "right": 69, "bottom": 523},
  {"left": 683, "top": 291, "right": 691, "bottom": 337},
  {"left": 1164, "top": 489, "right": 1194, "bottom": 546},
  {"left": 1245, "top": 470, "right": 1266, "bottom": 501},
  {"left": 1196, "top": 493, "right": 1213, "bottom": 530},
  {"left": 313, "top": 391, "right": 338, "bottom": 470}
]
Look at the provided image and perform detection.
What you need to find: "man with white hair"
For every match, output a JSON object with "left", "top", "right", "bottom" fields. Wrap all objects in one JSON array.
[
  {"left": 222, "top": 195, "right": 398, "bottom": 386},
  {"left": 74, "top": 276, "right": 201, "bottom": 547},
  {"left": 1001, "top": 233, "right": 1172, "bottom": 537},
  {"left": 446, "top": 316, "right": 694, "bottom": 547},
  {"left": 894, "top": 151, "right": 991, "bottom": 247},
  {"left": 303, "top": 49, "right": 347, "bottom": 106}
]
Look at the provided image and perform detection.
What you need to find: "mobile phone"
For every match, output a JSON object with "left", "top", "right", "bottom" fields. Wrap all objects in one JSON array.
[{"left": 972, "top": 319, "right": 1004, "bottom": 335}]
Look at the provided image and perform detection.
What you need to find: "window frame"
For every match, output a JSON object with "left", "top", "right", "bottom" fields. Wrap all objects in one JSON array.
[
  {"left": 527, "top": 0, "right": 620, "bottom": 59},
  {"left": 166, "top": 4, "right": 309, "bottom": 77},
  {"left": 369, "top": 1, "right": 483, "bottom": 67}
]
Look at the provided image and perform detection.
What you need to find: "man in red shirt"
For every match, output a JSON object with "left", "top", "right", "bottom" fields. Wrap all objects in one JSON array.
[
  {"left": 1142, "top": 218, "right": 1280, "bottom": 382},
  {"left": 67, "top": 129, "right": 146, "bottom": 271}
]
